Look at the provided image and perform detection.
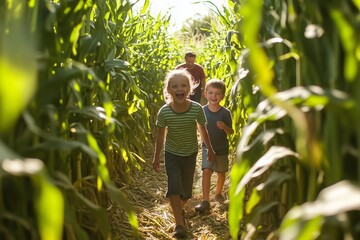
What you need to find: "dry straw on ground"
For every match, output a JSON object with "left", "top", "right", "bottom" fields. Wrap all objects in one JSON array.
[{"left": 110, "top": 148, "right": 232, "bottom": 239}]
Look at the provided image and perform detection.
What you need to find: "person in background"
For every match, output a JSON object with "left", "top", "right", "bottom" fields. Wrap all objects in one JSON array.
[
  {"left": 152, "top": 69, "right": 216, "bottom": 238},
  {"left": 194, "top": 79, "right": 234, "bottom": 213},
  {"left": 176, "top": 51, "right": 206, "bottom": 104}
]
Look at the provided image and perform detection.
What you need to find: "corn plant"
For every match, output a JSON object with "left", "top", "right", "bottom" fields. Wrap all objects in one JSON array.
[
  {"left": 226, "top": 0, "right": 360, "bottom": 239},
  {"left": 0, "top": 0, "right": 179, "bottom": 239}
]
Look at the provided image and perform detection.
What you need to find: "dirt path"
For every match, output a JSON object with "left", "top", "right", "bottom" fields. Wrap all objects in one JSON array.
[{"left": 110, "top": 148, "right": 231, "bottom": 239}]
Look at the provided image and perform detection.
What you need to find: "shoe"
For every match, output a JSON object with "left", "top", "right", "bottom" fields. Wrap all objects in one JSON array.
[
  {"left": 195, "top": 200, "right": 210, "bottom": 213},
  {"left": 215, "top": 193, "right": 225, "bottom": 204},
  {"left": 173, "top": 225, "right": 187, "bottom": 238}
]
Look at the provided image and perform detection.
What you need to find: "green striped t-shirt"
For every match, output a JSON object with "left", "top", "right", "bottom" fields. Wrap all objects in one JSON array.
[{"left": 156, "top": 101, "right": 206, "bottom": 156}]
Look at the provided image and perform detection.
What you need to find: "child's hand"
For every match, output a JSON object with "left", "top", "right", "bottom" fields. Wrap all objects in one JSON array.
[
  {"left": 207, "top": 148, "right": 216, "bottom": 162},
  {"left": 152, "top": 159, "right": 161, "bottom": 172},
  {"left": 217, "top": 121, "right": 234, "bottom": 135},
  {"left": 216, "top": 121, "right": 226, "bottom": 130}
]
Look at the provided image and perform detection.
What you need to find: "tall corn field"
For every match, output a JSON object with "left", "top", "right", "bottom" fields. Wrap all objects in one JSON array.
[
  {"left": 1, "top": 0, "right": 360, "bottom": 239},
  {"left": 0, "top": 0, "right": 179, "bottom": 239},
  {"left": 226, "top": 0, "right": 360, "bottom": 239}
]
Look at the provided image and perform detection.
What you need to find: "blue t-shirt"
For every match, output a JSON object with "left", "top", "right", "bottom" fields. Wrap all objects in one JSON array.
[{"left": 202, "top": 105, "right": 232, "bottom": 155}]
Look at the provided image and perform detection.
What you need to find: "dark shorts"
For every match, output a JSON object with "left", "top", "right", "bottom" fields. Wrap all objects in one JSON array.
[
  {"left": 201, "top": 147, "right": 229, "bottom": 173},
  {"left": 164, "top": 151, "right": 197, "bottom": 200}
]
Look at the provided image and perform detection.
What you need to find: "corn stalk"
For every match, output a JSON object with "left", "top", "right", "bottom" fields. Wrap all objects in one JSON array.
[
  {"left": 0, "top": 0, "right": 178, "bottom": 239},
  {"left": 226, "top": 0, "right": 360, "bottom": 239}
]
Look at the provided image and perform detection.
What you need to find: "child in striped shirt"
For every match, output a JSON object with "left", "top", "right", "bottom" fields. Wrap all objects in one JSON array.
[{"left": 152, "top": 69, "right": 215, "bottom": 238}]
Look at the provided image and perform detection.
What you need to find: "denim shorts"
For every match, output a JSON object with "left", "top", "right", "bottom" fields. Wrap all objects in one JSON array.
[
  {"left": 201, "top": 147, "right": 229, "bottom": 173},
  {"left": 164, "top": 151, "right": 197, "bottom": 200}
]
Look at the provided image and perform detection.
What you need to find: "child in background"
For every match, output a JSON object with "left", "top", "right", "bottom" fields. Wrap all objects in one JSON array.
[
  {"left": 152, "top": 69, "right": 216, "bottom": 238},
  {"left": 195, "top": 79, "right": 234, "bottom": 213}
]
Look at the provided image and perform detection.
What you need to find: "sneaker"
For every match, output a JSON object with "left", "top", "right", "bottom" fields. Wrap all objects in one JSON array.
[
  {"left": 215, "top": 193, "right": 225, "bottom": 204},
  {"left": 173, "top": 225, "right": 187, "bottom": 238},
  {"left": 195, "top": 200, "right": 210, "bottom": 213}
]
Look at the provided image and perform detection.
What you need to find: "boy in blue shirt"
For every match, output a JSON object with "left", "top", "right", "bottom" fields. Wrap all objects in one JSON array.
[{"left": 195, "top": 79, "right": 234, "bottom": 213}]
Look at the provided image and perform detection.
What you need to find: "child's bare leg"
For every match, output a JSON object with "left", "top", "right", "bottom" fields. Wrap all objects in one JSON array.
[
  {"left": 169, "top": 195, "right": 185, "bottom": 226},
  {"left": 202, "top": 168, "right": 213, "bottom": 201},
  {"left": 181, "top": 199, "right": 187, "bottom": 209},
  {"left": 215, "top": 172, "right": 226, "bottom": 195}
]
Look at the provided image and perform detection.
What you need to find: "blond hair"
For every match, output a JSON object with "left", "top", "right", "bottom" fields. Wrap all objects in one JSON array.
[{"left": 163, "top": 69, "right": 193, "bottom": 103}]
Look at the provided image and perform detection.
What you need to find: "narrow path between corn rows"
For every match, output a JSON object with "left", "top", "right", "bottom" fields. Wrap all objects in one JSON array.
[{"left": 111, "top": 147, "right": 231, "bottom": 239}]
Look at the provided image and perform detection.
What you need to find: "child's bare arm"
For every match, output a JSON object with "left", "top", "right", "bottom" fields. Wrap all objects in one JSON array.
[
  {"left": 216, "top": 121, "right": 234, "bottom": 135},
  {"left": 153, "top": 127, "right": 166, "bottom": 172},
  {"left": 197, "top": 124, "right": 216, "bottom": 161}
]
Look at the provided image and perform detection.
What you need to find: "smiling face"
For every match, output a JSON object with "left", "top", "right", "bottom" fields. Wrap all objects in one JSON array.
[
  {"left": 205, "top": 86, "right": 224, "bottom": 106},
  {"left": 166, "top": 71, "right": 191, "bottom": 104}
]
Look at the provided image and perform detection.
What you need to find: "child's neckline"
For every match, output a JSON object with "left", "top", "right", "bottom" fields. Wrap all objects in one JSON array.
[
  {"left": 169, "top": 101, "right": 191, "bottom": 114},
  {"left": 206, "top": 104, "right": 222, "bottom": 113}
]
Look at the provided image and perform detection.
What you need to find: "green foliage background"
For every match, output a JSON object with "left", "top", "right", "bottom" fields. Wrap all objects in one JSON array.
[
  {"left": 1, "top": 0, "right": 360, "bottom": 239},
  {"left": 227, "top": 0, "right": 360, "bottom": 239},
  {"left": 0, "top": 0, "right": 180, "bottom": 239}
]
